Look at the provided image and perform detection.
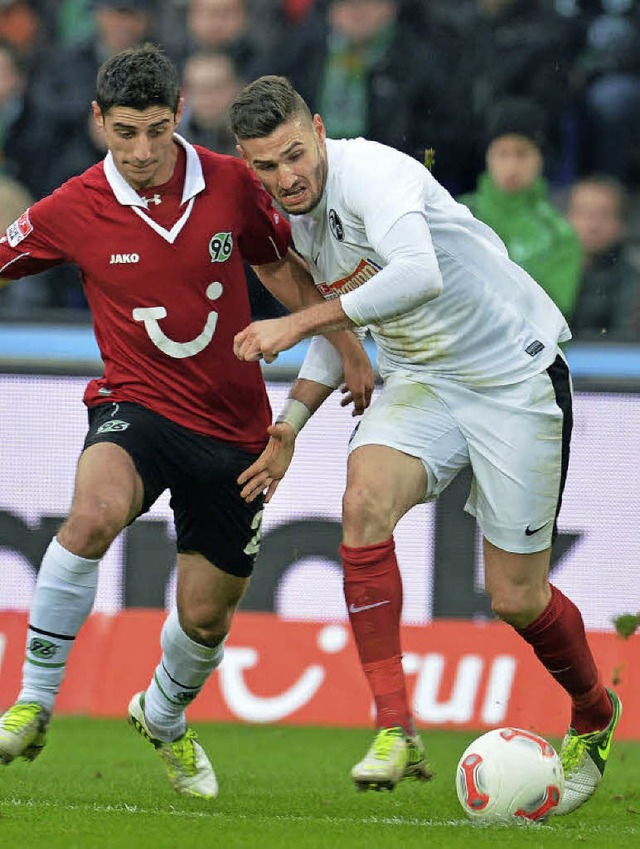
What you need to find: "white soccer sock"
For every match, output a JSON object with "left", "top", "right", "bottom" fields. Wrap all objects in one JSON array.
[
  {"left": 143, "top": 607, "right": 224, "bottom": 742},
  {"left": 19, "top": 537, "right": 100, "bottom": 713}
]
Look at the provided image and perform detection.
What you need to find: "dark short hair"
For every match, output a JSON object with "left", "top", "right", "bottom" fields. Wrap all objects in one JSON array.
[
  {"left": 96, "top": 43, "right": 180, "bottom": 115},
  {"left": 229, "top": 75, "right": 312, "bottom": 140},
  {"left": 485, "top": 97, "right": 547, "bottom": 152}
]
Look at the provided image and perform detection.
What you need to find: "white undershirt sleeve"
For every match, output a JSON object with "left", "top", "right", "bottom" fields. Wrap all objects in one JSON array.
[
  {"left": 298, "top": 326, "right": 369, "bottom": 389},
  {"left": 339, "top": 212, "right": 443, "bottom": 326},
  {"left": 297, "top": 334, "right": 344, "bottom": 388}
]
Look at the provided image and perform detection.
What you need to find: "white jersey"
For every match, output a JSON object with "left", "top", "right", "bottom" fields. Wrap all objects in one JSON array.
[{"left": 291, "top": 138, "right": 571, "bottom": 387}]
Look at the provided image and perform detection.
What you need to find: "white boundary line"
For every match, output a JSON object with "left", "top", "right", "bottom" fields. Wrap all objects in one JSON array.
[{"left": 1, "top": 797, "right": 639, "bottom": 834}]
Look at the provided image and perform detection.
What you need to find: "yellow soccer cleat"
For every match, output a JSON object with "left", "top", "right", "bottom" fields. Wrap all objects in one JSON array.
[
  {"left": 0, "top": 702, "right": 49, "bottom": 765},
  {"left": 556, "top": 688, "right": 622, "bottom": 815},
  {"left": 128, "top": 691, "right": 218, "bottom": 799},
  {"left": 351, "top": 726, "right": 433, "bottom": 791}
]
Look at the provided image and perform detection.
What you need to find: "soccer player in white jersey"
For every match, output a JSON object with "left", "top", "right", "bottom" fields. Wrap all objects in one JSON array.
[
  {"left": 229, "top": 76, "right": 622, "bottom": 812},
  {"left": 0, "top": 50, "right": 374, "bottom": 799}
]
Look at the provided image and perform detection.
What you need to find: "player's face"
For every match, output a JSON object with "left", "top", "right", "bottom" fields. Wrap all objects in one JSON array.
[
  {"left": 486, "top": 135, "right": 542, "bottom": 194},
  {"left": 567, "top": 184, "right": 623, "bottom": 255},
  {"left": 238, "top": 114, "right": 328, "bottom": 215},
  {"left": 92, "top": 100, "right": 184, "bottom": 191}
]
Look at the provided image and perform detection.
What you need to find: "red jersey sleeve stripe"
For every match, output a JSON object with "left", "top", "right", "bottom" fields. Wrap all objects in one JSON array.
[{"left": 1, "top": 252, "right": 31, "bottom": 276}]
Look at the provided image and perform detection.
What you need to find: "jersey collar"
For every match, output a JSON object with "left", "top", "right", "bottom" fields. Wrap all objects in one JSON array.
[
  {"left": 103, "top": 134, "right": 205, "bottom": 245},
  {"left": 103, "top": 133, "right": 205, "bottom": 208}
]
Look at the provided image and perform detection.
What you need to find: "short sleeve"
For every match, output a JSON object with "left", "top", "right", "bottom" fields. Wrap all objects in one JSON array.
[{"left": 342, "top": 141, "right": 428, "bottom": 250}]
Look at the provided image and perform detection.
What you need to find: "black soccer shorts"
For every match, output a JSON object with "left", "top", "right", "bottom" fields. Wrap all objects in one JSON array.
[{"left": 84, "top": 401, "right": 264, "bottom": 577}]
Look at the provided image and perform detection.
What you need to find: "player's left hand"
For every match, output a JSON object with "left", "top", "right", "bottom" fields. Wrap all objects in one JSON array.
[
  {"left": 237, "top": 422, "right": 296, "bottom": 503},
  {"left": 234, "top": 317, "right": 301, "bottom": 363}
]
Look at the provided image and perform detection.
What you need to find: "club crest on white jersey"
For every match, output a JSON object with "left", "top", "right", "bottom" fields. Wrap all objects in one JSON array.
[{"left": 328, "top": 208, "right": 344, "bottom": 241}]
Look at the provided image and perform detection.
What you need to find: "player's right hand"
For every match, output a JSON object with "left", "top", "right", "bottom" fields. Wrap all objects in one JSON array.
[
  {"left": 237, "top": 422, "right": 296, "bottom": 503},
  {"left": 233, "top": 316, "right": 301, "bottom": 363}
]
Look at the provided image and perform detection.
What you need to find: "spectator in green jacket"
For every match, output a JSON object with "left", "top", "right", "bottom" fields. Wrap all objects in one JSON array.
[{"left": 458, "top": 97, "right": 582, "bottom": 321}]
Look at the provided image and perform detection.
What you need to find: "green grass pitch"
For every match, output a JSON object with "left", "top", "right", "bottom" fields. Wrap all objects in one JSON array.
[{"left": 0, "top": 718, "right": 638, "bottom": 849}]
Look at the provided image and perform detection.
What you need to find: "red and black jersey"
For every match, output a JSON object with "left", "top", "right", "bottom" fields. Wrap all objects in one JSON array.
[{"left": 0, "top": 136, "right": 291, "bottom": 452}]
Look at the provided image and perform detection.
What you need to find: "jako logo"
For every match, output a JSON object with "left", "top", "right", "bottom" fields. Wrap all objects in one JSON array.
[{"left": 110, "top": 253, "right": 140, "bottom": 264}]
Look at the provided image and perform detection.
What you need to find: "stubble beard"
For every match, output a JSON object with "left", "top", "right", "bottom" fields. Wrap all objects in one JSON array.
[{"left": 282, "top": 143, "right": 328, "bottom": 216}]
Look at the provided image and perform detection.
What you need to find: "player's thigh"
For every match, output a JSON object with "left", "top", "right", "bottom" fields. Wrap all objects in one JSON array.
[
  {"left": 345, "top": 444, "right": 428, "bottom": 530},
  {"left": 347, "top": 372, "right": 469, "bottom": 502},
  {"left": 70, "top": 441, "right": 144, "bottom": 525},
  {"left": 168, "top": 433, "right": 264, "bottom": 581},
  {"left": 81, "top": 401, "right": 170, "bottom": 518},
  {"left": 458, "top": 357, "right": 571, "bottom": 555}
]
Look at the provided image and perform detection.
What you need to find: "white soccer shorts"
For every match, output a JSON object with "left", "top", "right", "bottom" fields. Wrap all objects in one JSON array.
[{"left": 347, "top": 355, "right": 571, "bottom": 554}]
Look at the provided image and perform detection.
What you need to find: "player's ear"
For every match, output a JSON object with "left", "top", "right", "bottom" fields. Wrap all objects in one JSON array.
[
  {"left": 236, "top": 143, "right": 251, "bottom": 168},
  {"left": 91, "top": 101, "right": 104, "bottom": 129},
  {"left": 312, "top": 114, "right": 326, "bottom": 143},
  {"left": 175, "top": 96, "right": 185, "bottom": 126}
]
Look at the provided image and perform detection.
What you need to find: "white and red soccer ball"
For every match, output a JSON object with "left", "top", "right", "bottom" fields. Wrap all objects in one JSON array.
[{"left": 456, "top": 728, "right": 565, "bottom": 824}]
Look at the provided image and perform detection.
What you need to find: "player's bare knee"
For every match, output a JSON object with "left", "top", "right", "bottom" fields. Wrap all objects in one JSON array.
[
  {"left": 490, "top": 592, "right": 545, "bottom": 630},
  {"left": 183, "top": 623, "right": 228, "bottom": 648},
  {"left": 58, "top": 503, "right": 129, "bottom": 558},
  {"left": 181, "top": 606, "right": 231, "bottom": 648}
]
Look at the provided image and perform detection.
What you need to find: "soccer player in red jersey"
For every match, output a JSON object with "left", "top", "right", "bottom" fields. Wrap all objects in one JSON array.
[{"left": 0, "top": 45, "right": 374, "bottom": 798}]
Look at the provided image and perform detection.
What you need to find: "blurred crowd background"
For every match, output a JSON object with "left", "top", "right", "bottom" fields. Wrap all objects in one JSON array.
[{"left": 1, "top": 0, "right": 640, "bottom": 344}]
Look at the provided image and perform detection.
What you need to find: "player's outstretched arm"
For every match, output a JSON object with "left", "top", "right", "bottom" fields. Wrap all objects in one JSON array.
[
  {"left": 237, "top": 378, "right": 331, "bottom": 503},
  {"left": 234, "top": 298, "right": 352, "bottom": 362}
]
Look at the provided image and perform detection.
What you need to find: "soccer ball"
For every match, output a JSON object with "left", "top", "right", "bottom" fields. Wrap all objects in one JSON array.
[{"left": 455, "top": 728, "right": 564, "bottom": 825}]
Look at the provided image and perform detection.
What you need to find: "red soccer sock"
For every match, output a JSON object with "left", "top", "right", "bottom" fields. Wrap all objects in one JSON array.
[
  {"left": 518, "top": 584, "right": 612, "bottom": 734},
  {"left": 340, "top": 537, "right": 413, "bottom": 733}
]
